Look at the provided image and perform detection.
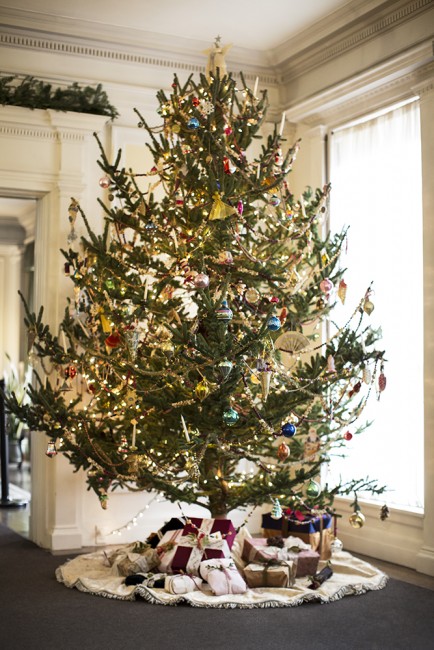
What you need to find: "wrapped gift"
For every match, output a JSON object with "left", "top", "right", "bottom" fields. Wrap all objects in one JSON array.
[
  {"left": 106, "top": 543, "right": 159, "bottom": 577},
  {"left": 244, "top": 560, "right": 296, "bottom": 588},
  {"left": 242, "top": 537, "right": 289, "bottom": 564},
  {"left": 145, "top": 517, "right": 186, "bottom": 549},
  {"left": 156, "top": 521, "right": 231, "bottom": 576},
  {"left": 262, "top": 511, "right": 332, "bottom": 560},
  {"left": 286, "top": 548, "right": 320, "bottom": 577},
  {"left": 164, "top": 574, "right": 203, "bottom": 595},
  {"left": 183, "top": 517, "right": 237, "bottom": 550},
  {"left": 200, "top": 558, "right": 247, "bottom": 595}
]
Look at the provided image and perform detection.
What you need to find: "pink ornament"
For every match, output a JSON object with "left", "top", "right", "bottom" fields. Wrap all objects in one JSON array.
[
  {"left": 194, "top": 273, "right": 210, "bottom": 289},
  {"left": 224, "top": 126, "right": 233, "bottom": 135},
  {"left": 237, "top": 200, "right": 244, "bottom": 216},
  {"left": 378, "top": 372, "right": 387, "bottom": 392},
  {"left": 327, "top": 355, "right": 336, "bottom": 373},
  {"left": 99, "top": 176, "right": 110, "bottom": 189},
  {"left": 270, "top": 296, "right": 279, "bottom": 304},
  {"left": 320, "top": 278, "right": 334, "bottom": 295}
]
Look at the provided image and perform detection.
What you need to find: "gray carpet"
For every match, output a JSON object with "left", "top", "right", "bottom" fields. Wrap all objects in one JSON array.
[{"left": 0, "top": 524, "right": 433, "bottom": 650}]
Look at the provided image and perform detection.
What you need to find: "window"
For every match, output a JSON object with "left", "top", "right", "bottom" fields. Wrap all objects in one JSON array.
[{"left": 328, "top": 99, "right": 423, "bottom": 511}]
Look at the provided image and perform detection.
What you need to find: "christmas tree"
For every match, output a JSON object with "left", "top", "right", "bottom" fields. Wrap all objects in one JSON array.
[{"left": 7, "top": 41, "right": 386, "bottom": 520}]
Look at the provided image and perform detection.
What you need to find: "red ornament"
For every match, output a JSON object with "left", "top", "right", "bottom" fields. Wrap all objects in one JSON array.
[
  {"left": 343, "top": 431, "right": 353, "bottom": 441},
  {"left": 192, "top": 97, "right": 200, "bottom": 106},
  {"left": 279, "top": 307, "right": 288, "bottom": 324},
  {"left": 224, "top": 126, "right": 233, "bottom": 135},
  {"left": 378, "top": 372, "right": 387, "bottom": 392},
  {"left": 105, "top": 331, "right": 121, "bottom": 350},
  {"left": 270, "top": 296, "right": 280, "bottom": 304},
  {"left": 65, "top": 365, "right": 77, "bottom": 380}
]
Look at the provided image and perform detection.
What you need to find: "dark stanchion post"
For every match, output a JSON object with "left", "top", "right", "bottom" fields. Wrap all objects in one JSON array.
[{"left": 0, "top": 377, "right": 28, "bottom": 508}]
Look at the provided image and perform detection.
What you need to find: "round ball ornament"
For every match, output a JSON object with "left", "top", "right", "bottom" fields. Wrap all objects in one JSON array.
[
  {"left": 330, "top": 538, "right": 344, "bottom": 555},
  {"left": 343, "top": 431, "right": 353, "bottom": 441},
  {"left": 267, "top": 315, "right": 281, "bottom": 331},
  {"left": 306, "top": 479, "right": 322, "bottom": 498},
  {"left": 216, "top": 300, "right": 233, "bottom": 322},
  {"left": 282, "top": 422, "right": 296, "bottom": 438},
  {"left": 193, "top": 273, "right": 210, "bottom": 289},
  {"left": 222, "top": 407, "right": 239, "bottom": 427},
  {"left": 320, "top": 278, "right": 334, "bottom": 295},
  {"left": 349, "top": 511, "right": 366, "bottom": 529},
  {"left": 187, "top": 117, "right": 200, "bottom": 130},
  {"left": 99, "top": 176, "right": 110, "bottom": 189},
  {"left": 245, "top": 287, "right": 260, "bottom": 304}
]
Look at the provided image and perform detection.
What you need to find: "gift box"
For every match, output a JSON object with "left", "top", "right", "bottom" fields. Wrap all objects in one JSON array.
[
  {"left": 145, "top": 517, "right": 185, "bottom": 549},
  {"left": 200, "top": 558, "right": 247, "bottom": 595},
  {"left": 244, "top": 560, "right": 296, "bottom": 588},
  {"left": 106, "top": 543, "right": 159, "bottom": 577},
  {"left": 156, "top": 519, "right": 232, "bottom": 576},
  {"left": 242, "top": 537, "right": 289, "bottom": 564},
  {"left": 183, "top": 517, "right": 237, "bottom": 550},
  {"left": 286, "top": 548, "right": 320, "bottom": 577},
  {"left": 164, "top": 574, "right": 203, "bottom": 595},
  {"left": 262, "top": 511, "right": 332, "bottom": 560},
  {"left": 242, "top": 537, "right": 319, "bottom": 578}
]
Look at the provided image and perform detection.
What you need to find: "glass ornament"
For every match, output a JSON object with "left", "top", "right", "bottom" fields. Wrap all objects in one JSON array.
[
  {"left": 343, "top": 431, "right": 353, "bottom": 441},
  {"left": 217, "top": 359, "right": 233, "bottom": 381},
  {"left": 306, "top": 479, "right": 322, "bottom": 498},
  {"left": 99, "top": 176, "right": 110, "bottom": 189},
  {"left": 187, "top": 117, "right": 200, "bottom": 130},
  {"left": 349, "top": 511, "right": 365, "bottom": 528},
  {"left": 267, "top": 315, "right": 281, "bottom": 331},
  {"left": 277, "top": 442, "right": 290, "bottom": 461},
  {"left": 222, "top": 407, "right": 239, "bottom": 426},
  {"left": 320, "top": 278, "right": 334, "bottom": 295},
  {"left": 270, "top": 498, "right": 282, "bottom": 520},
  {"left": 338, "top": 279, "right": 347, "bottom": 304},
  {"left": 194, "top": 273, "right": 210, "bottom": 289},
  {"left": 215, "top": 300, "right": 233, "bottom": 322},
  {"left": 330, "top": 538, "right": 344, "bottom": 555},
  {"left": 218, "top": 250, "right": 233, "bottom": 265},
  {"left": 195, "top": 378, "right": 210, "bottom": 401},
  {"left": 269, "top": 194, "right": 281, "bottom": 206},
  {"left": 363, "top": 298, "right": 375, "bottom": 315},
  {"left": 105, "top": 278, "right": 116, "bottom": 290},
  {"left": 282, "top": 422, "right": 296, "bottom": 438},
  {"left": 45, "top": 441, "right": 58, "bottom": 458},
  {"left": 245, "top": 287, "right": 260, "bottom": 304},
  {"left": 260, "top": 370, "right": 272, "bottom": 400}
]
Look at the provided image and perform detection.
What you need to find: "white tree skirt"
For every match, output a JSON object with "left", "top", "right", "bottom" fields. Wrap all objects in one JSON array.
[{"left": 56, "top": 529, "right": 388, "bottom": 609}]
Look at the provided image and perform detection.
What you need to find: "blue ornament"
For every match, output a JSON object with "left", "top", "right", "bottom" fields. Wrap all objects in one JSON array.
[
  {"left": 222, "top": 407, "right": 239, "bottom": 426},
  {"left": 187, "top": 117, "right": 200, "bottom": 130},
  {"left": 267, "top": 315, "right": 281, "bottom": 331},
  {"left": 216, "top": 299, "right": 233, "bottom": 322},
  {"left": 282, "top": 422, "right": 296, "bottom": 438}
]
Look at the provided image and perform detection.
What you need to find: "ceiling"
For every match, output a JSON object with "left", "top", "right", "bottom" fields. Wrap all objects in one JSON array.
[{"left": 0, "top": 0, "right": 354, "bottom": 52}]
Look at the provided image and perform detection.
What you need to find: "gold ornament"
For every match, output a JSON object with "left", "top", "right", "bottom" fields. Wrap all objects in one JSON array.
[
  {"left": 100, "top": 313, "right": 112, "bottom": 333},
  {"left": 277, "top": 442, "right": 290, "bottom": 461},
  {"left": 260, "top": 370, "right": 272, "bottom": 401},
  {"left": 349, "top": 511, "right": 365, "bottom": 528},
  {"left": 363, "top": 298, "right": 375, "bottom": 315},
  {"left": 195, "top": 378, "right": 210, "bottom": 401},
  {"left": 338, "top": 279, "right": 347, "bottom": 304},
  {"left": 209, "top": 193, "right": 237, "bottom": 221}
]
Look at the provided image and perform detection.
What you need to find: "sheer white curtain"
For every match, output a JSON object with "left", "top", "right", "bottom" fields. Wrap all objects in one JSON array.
[{"left": 328, "top": 99, "right": 424, "bottom": 510}]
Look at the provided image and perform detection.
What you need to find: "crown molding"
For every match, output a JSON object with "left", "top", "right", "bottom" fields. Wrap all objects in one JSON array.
[
  {"left": 0, "top": 7, "right": 277, "bottom": 86},
  {"left": 276, "top": 0, "right": 434, "bottom": 83},
  {"left": 284, "top": 43, "right": 433, "bottom": 127}
]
